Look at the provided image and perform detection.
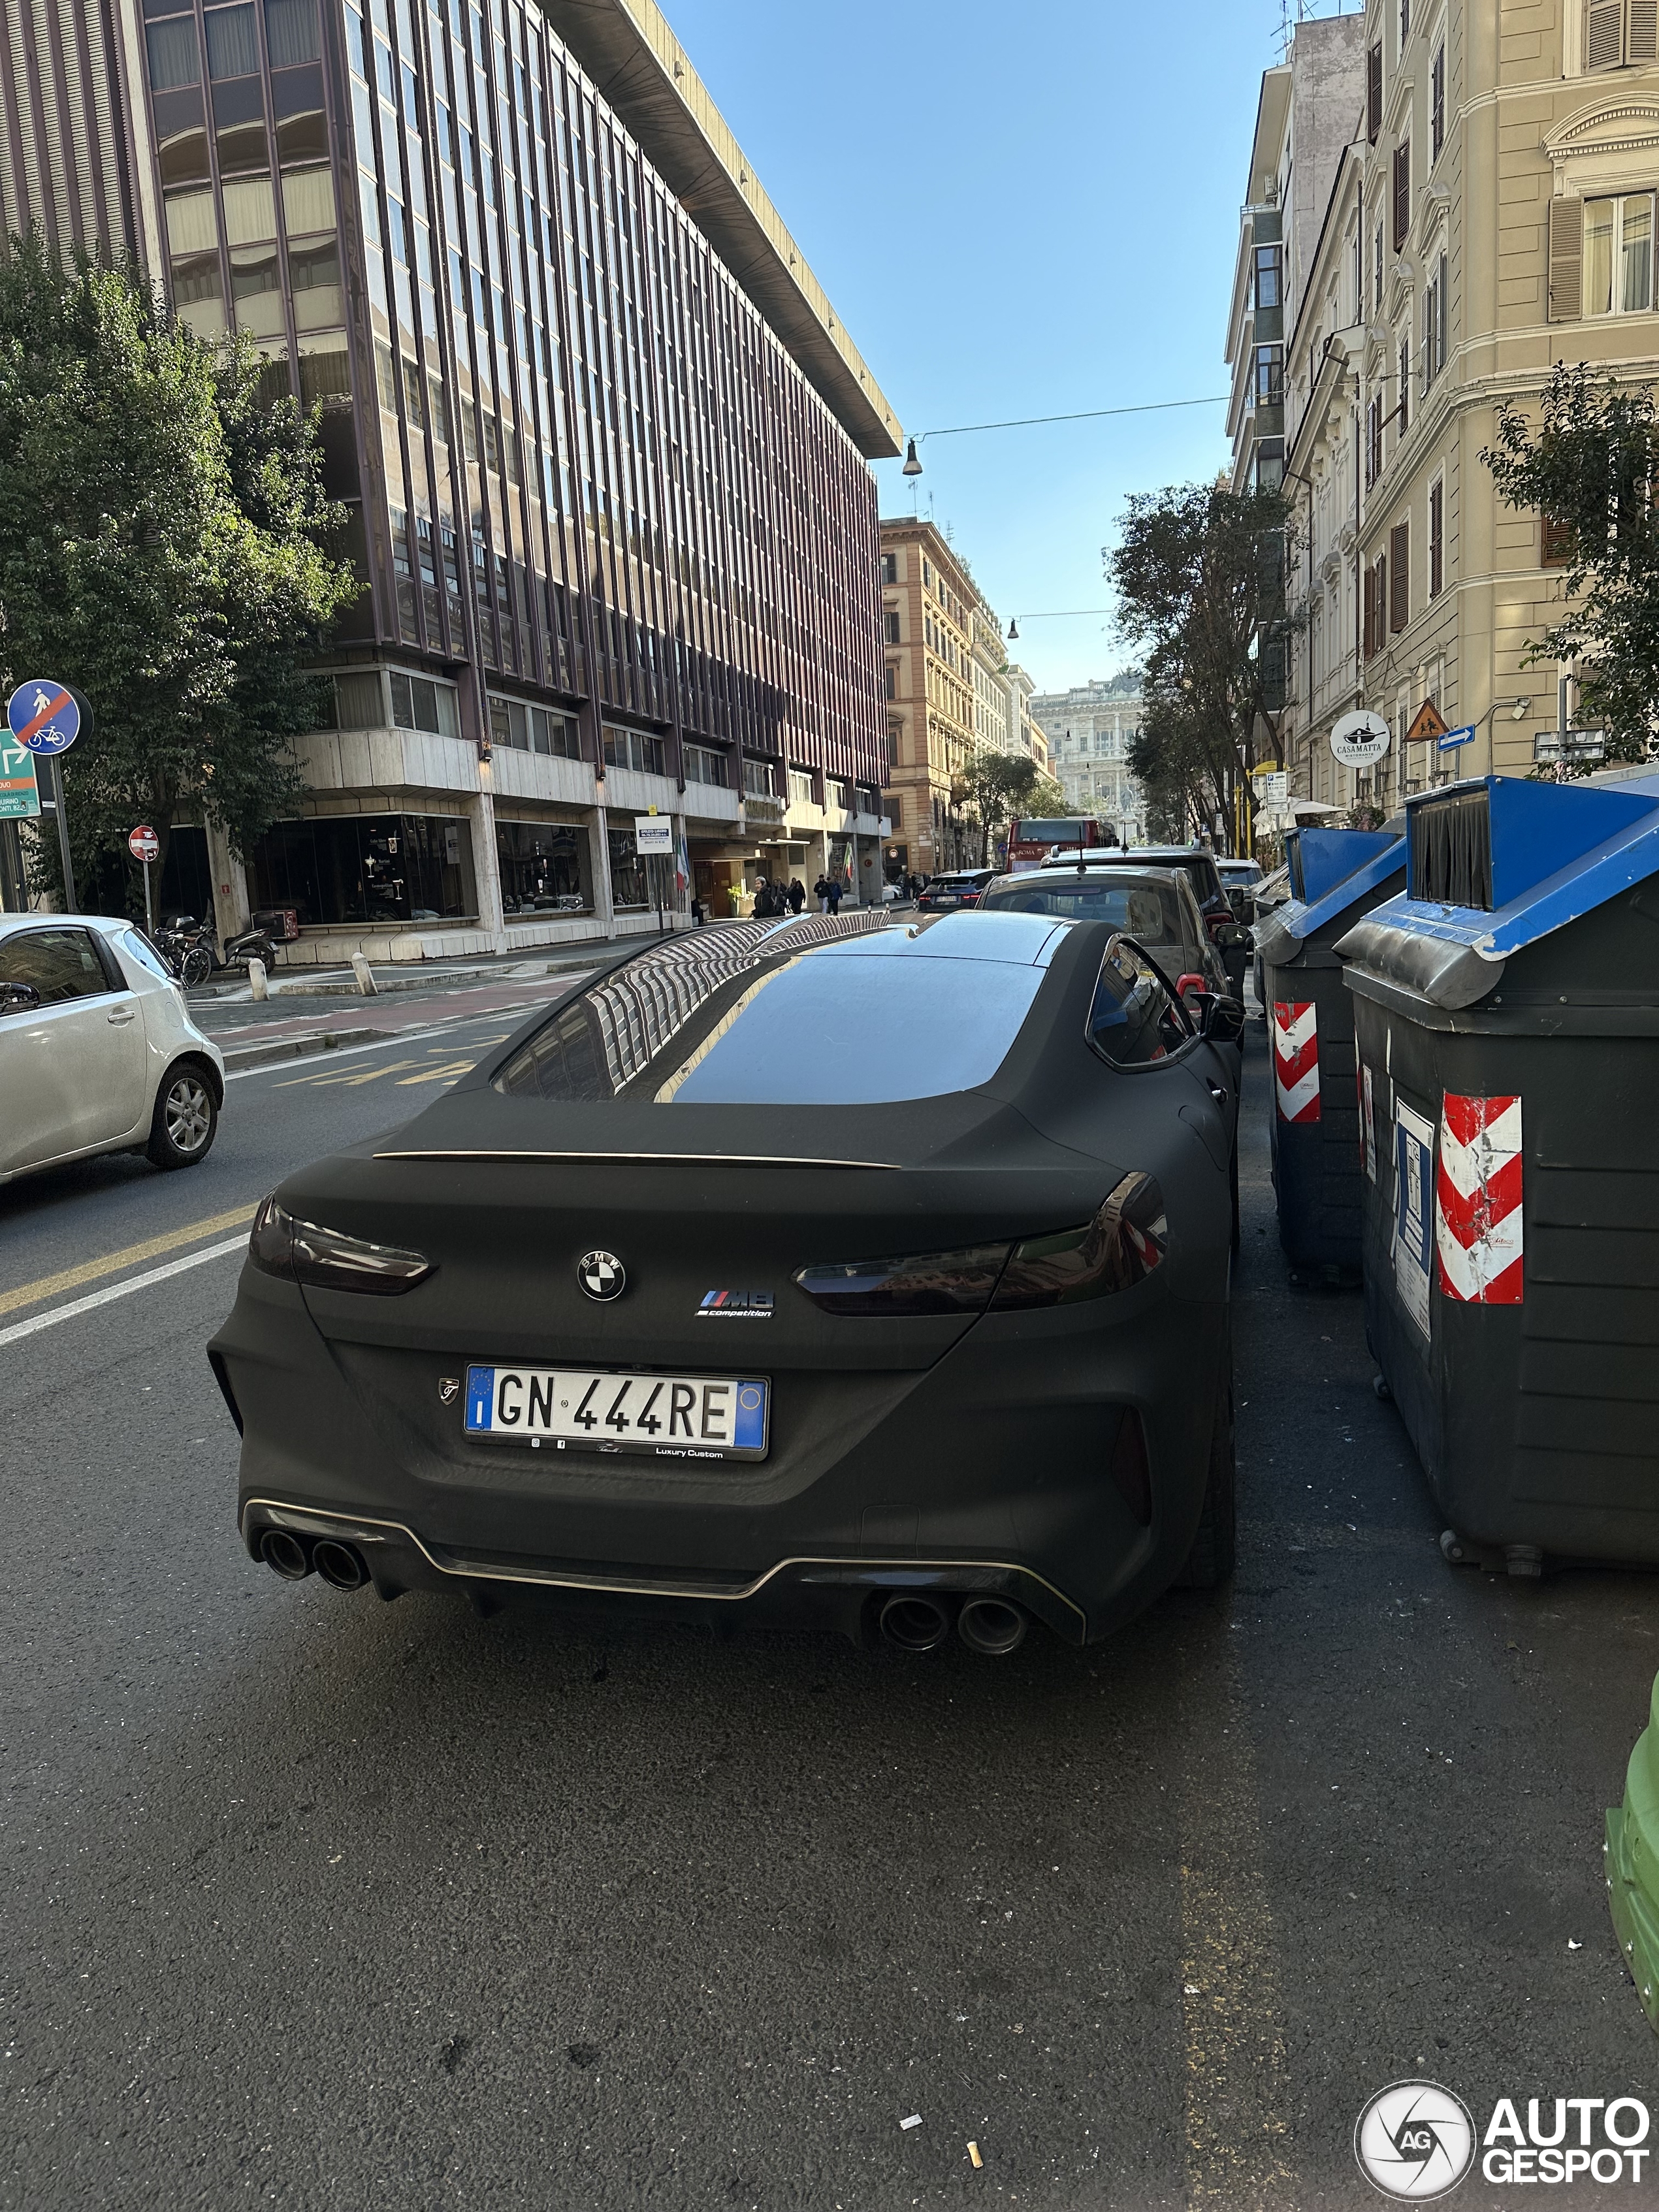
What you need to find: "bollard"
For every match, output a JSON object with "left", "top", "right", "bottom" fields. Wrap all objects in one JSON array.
[
  {"left": 248, "top": 955, "right": 268, "bottom": 1002},
  {"left": 351, "top": 952, "right": 377, "bottom": 996}
]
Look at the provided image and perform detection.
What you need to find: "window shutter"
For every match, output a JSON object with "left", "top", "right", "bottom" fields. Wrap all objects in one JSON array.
[
  {"left": 1430, "top": 481, "right": 1444, "bottom": 595},
  {"left": 1390, "top": 522, "right": 1409, "bottom": 631},
  {"left": 1587, "top": 0, "right": 1625, "bottom": 68},
  {"left": 1362, "top": 564, "right": 1374, "bottom": 658},
  {"left": 1367, "top": 44, "right": 1383, "bottom": 141},
  {"left": 1548, "top": 196, "right": 1583, "bottom": 320},
  {"left": 1393, "top": 140, "right": 1411, "bottom": 249},
  {"left": 1437, "top": 249, "right": 1449, "bottom": 370},
  {"left": 1541, "top": 512, "right": 1575, "bottom": 565},
  {"left": 1632, "top": 0, "right": 1658, "bottom": 59}
]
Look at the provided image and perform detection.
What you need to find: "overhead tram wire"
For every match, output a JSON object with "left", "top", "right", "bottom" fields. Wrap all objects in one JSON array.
[{"left": 900, "top": 393, "right": 1229, "bottom": 475}]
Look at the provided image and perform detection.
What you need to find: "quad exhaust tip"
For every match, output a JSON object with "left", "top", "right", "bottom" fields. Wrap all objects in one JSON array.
[
  {"left": 879, "top": 1593, "right": 951, "bottom": 1652},
  {"left": 259, "top": 1528, "right": 312, "bottom": 1580},
  {"left": 878, "top": 1592, "right": 1030, "bottom": 1656},
  {"left": 958, "top": 1597, "right": 1028, "bottom": 1657},
  {"left": 312, "top": 1539, "right": 369, "bottom": 1592}
]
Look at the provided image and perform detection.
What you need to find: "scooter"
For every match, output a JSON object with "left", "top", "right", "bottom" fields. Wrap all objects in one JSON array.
[{"left": 158, "top": 914, "right": 278, "bottom": 989}]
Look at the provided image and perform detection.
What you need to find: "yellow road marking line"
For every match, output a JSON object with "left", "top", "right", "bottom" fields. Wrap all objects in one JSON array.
[
  {"left": 0, "top": 1203, "right": 256, "bottom": 1319},
  {"left": 1179, "top": 1663, "right": 1298, "bottom": 2209}
]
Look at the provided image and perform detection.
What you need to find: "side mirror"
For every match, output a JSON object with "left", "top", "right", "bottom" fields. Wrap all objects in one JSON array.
[
  {"left": 0, "top": 981, "right": 42, "bottom": 1016},
  {"left": 1194, "top": 990, "right": 1246, "bottom": 1045}
]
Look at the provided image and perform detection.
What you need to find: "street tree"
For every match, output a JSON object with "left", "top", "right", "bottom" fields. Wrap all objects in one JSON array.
[
  {"left": 952, "top": 743, "right": 1065, "bottom": 865},
  {"left": 0, "top": 233, "right": 358, "bottom": 910},
  {"left": 1106, "top": 478, "right": 1293, "bottom": 851},
  {"left": 1483, "top": 363, "right": 1659, "bottom": 766}
]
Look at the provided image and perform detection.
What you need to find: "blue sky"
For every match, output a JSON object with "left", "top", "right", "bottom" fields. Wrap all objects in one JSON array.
[{"left": 662, "top": 0, "right": 1304, "bottom": 694}]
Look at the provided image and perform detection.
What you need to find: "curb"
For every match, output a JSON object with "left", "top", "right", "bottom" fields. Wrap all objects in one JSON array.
[{"left": 219, "top": 1026, "right": 383, "bottom": 1072}]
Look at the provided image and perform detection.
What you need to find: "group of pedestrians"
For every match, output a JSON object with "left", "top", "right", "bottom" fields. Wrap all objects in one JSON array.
[{"left": 752, "top": 876, "right": 807, "bottom": 918}]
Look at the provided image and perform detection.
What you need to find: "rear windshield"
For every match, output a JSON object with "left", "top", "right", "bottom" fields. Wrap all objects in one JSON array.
[
  {"left": 980, "top": 878, "right": 1183, "bottom": 939},
  {"left": 495, "top": 910, "right": 1063, "bottom": 1106}
]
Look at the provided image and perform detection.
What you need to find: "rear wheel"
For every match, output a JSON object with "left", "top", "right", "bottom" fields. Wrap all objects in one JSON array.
[
  {"left": 180, "top": 945, "right": 212, "bottom": 987},
  {"left": 1174, "top": 1363, "right": 1236, "bottom": 1590},
  {"left": 147, "top": 1064, "right": 217, "bottom": 1169}
]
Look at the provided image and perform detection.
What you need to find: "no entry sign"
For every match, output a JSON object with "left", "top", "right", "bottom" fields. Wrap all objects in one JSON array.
[{"left": 128, "top": 825, "right": 161, "bottom": 863}]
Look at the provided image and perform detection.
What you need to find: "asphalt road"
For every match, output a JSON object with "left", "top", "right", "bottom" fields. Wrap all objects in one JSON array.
[{"left": 4, "top": 996, "right": 1658, "bottom": 2211}]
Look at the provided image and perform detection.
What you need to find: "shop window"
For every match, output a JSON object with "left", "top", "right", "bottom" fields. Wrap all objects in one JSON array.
[
  {"left": 607, "top": 822, "right": 649, "bottom": 910},
  {"left": 248, "top": 813, "right": 478, "bottom": 925},
  {"left": 496, "top": 820, "right": 590, "bottom": 914}
]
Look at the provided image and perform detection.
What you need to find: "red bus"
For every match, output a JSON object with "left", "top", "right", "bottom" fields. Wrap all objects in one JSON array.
[{"left": 1005, "top": 817, "right": 1115, "bottom": 873}]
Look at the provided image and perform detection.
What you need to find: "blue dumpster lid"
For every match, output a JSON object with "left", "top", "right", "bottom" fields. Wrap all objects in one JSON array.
[
  {"left": 1266, "top": 830, "right": 1405, "bottom": 958},
  {"left": 1336, "top": 774, "right": 1659, "bottom": 1007}
]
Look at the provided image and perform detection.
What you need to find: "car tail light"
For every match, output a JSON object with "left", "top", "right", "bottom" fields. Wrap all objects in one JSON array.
[
  {"left": 796, "top": 1173, "right": 1165, "bottom": 1319},
  {"left": 795, "top": 1243, "right": 1011, "bottom": 1316},
  {"left": 249, "top": 1194, "right": 434, "bottom": 1295},
  {"left": 987, "top": 1172, "right": 1167, "bottom": 1309}
]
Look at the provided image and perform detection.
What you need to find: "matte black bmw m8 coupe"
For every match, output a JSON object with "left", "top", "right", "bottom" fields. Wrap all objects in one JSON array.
[{"left": 210, "top": 909, "right": 1242, "bottom": 1653}]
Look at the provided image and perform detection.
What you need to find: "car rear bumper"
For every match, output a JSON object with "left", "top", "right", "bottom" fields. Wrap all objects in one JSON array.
[{"left": 213, "top": 1268, "right": 1229, "bottom": 1645}]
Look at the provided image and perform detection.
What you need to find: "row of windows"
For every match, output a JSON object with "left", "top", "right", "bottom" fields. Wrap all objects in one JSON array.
[{"left": 145, "top": 0, "right": 321, "bottom": 93}]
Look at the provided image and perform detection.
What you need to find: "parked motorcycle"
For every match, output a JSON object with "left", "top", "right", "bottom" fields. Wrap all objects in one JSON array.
[{"left": 155, "top": 913, "right": 277, "bottom": 989}]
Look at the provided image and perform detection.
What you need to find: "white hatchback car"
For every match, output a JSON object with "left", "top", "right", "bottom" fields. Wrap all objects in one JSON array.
[{"left": 0, "top": 914, "right": 226, "bottom": 1187}]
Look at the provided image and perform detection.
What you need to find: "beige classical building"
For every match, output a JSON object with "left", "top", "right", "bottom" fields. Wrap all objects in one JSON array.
[
  {"left": 879, "top": 519, "right": 981, "bottom": 874},
  {"left": 1274, "top": 0, "right": 1659, "bottom": 814}
]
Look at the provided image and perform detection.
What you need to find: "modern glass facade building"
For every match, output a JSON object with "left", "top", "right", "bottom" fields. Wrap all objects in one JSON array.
[{"left": 0, "top": 0, "right": 901, "bottom": 949}]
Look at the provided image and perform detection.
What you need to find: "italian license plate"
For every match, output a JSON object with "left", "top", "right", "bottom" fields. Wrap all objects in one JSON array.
[{"left": 464, "top": 1364, "right": 769, "bottom": 1460}]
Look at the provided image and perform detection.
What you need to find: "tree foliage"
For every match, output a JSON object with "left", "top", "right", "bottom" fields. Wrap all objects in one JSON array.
[
  {"left": 1106, "top": 479, "right": 1293, "bottom": 850},
  {"left": 952, "top": 743, "right": 1065, "bottom": 864},
  {"left": 1482, "top": 363, "right": 1659, "bottom": 767},
  {"left": 0, "top": 233, "right": 358, "bottom": 911}
]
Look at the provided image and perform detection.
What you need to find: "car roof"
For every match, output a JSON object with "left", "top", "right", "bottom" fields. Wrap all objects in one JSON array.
[{"left": 0, "top": 910, "right": 130, "bottom": 935}]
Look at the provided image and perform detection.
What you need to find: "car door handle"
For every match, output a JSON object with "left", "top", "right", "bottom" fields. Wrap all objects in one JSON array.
[{"left": 106, "top": 1008, "right": 137, "bottom": 1025}]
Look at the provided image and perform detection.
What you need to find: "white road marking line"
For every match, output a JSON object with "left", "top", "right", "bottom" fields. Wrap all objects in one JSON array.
[
  {"left": 224, "top": 1008, "right": 535, "bottom": 1082},
  {"left": 0, "top": 1236, "right": 249, "bottom": 1349}
]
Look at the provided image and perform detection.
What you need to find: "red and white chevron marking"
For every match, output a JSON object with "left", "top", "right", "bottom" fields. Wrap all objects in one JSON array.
[
  {"left": 1435, "top": 1093, "right": 1523, "bottom": 1305},
  {"left": 1272, "top": 1001, "right": 1321, "bottom": 1123}
]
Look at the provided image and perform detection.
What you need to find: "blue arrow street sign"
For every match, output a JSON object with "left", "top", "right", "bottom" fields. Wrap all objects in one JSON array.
[
  {"left": 1438, "top": 724, "right": 1475, "bottom": 752},
  {"left": 6, "top": 679, "right": 80, "bottom": 756}
]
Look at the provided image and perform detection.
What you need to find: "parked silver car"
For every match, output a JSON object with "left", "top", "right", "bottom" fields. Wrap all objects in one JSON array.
[{"left": 0, "top": 915, "right": 226, "bottom": 1185}]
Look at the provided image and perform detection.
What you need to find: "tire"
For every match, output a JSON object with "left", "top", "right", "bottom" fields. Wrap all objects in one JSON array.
[
  {"left": 246, "top": 936, "right": 276, "bottom": 971},
  {"left": 180, "top": 946, "right": 212, "bottom": 988},
  {"left": 1174, "top": 1364, "right": 1237, "bottom": 1590},
  {"left": 146, "top": 1063, "right": 218, "bottom": 1170}
]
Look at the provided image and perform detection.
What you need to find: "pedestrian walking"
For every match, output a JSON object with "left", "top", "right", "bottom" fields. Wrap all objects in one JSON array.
[
  {"left": 824, "top": 875, "right": 843, "bottom": 915},
  {"left": 788, "top": 877, "right": 805, "bottom": 914},
  {"left": 813, "top": 874, "right": 830, "bottom": 914}
]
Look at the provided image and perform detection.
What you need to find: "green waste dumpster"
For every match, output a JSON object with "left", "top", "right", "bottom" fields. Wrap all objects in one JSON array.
[
  {"left": 1608, "top": 1671, "right": 1659, "bottom": 2032},
  {"left": 1253, "top": 826, "right": 1404, "bottom": 1280},
  {"left": 1338, "top": 771, "right": 1659, "bottom": 1571}
]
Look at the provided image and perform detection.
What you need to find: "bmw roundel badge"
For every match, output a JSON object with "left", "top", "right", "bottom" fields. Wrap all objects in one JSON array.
[{"left": 578, "top": 1249, "right": 626, "bottom": 1302}]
